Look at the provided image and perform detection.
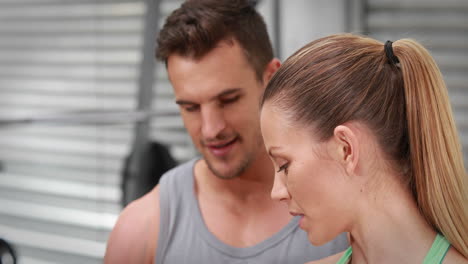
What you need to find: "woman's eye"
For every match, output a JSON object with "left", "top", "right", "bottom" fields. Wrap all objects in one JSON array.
[{"left": 277, "top": 163, "right": 289, "bottom": 174}]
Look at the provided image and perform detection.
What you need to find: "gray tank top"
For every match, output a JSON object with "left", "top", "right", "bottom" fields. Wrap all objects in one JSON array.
[{"left": 155, "top": 159, "right": 348, "bottom": 264}]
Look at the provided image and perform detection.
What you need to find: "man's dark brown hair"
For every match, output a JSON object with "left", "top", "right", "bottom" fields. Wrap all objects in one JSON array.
[{"left": 156, "top": 0, "right": 274, "bottom": 82}]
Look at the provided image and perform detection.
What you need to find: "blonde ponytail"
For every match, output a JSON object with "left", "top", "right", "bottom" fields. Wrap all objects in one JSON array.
[{"left": 393, "top": 39, "right": 468, "bottom": 257}]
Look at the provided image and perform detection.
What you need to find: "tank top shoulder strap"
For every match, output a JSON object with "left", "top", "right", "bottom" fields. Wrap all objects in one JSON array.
[
  {"left": 155, "top": 159, "right": 198, "bottom": 264},
  {"left": 423, "top": 233, "right": 451, "bottom": 264}
]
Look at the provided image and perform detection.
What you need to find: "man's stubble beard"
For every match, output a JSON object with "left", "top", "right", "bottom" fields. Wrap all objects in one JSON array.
[
  {"left": 205, "top": 154, "right": 251, "bottom": 180},
  {"left": 204, "top": 133, "right": 264, "bottom": 180}
]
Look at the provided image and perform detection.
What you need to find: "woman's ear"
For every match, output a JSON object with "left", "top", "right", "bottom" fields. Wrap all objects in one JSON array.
[{"left": 332, "top": 124, "right": 359, "bottom": 175}]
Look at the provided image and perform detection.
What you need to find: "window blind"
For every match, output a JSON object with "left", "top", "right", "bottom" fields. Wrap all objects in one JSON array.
[
  {"left": 365, "top": 0, "right": 468, "bottom": 163},
  {"left": 0, "top": 0, "right": 147, "bottom": 263}
]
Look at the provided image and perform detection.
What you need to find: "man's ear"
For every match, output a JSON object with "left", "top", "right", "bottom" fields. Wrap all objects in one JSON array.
[
  {"left": 332, "top": 124, "right": 359, "bottom": 175},
  {"left": 262, "top": 58, "right": 281, "bottom": 84}
]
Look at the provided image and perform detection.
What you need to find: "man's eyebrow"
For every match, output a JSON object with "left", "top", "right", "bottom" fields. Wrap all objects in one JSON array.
[
  {"left": 175, "top": 100, "right": 195, "bottom": 105},
  {"left": 215, "top": 88, "right": 241, "bottom": 99},
  {"left": 175, "top": 88, "right": 242, "bottom": 105}
]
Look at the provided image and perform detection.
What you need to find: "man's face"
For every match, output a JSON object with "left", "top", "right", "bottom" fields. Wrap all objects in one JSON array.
[{"left": 167, "top": 41, "right": 267, "bottom": 179}]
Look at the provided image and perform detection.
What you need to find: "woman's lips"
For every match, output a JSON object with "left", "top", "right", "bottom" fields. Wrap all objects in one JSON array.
[
  {"left": 290, "top": 212, "right": 305, "bottom": 228},
  {"left": 289, "top": 212, "right": 304, "bottom": 217}
]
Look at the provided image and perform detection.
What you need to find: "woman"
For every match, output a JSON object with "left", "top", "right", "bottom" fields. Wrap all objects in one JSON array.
[{"left": 260, "top": 34, "right": 467, "bottom": 263}]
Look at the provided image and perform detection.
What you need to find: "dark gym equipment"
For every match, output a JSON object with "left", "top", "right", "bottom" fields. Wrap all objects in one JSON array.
[{"left": 0, "top": 239, "right": 16, "bottom": 264}]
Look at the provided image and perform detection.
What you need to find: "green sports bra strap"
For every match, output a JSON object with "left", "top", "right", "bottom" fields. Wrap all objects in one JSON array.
[
  {"left": 335, "top": 233, "right": 450, "bottom": 264},
  {"left": 423, "top": 233, "right": 451, "bottom": 264},
  {"left": 336, "top": 247, "right": 352, "bottom": 264}
]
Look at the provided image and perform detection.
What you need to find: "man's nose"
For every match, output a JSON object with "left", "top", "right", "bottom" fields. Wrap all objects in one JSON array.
[
  {"left": 201, "top": 106, "right": 226, "bottom": 140},
  {"left": 271, "top": 174, "right": 290, "bottom": 202}
]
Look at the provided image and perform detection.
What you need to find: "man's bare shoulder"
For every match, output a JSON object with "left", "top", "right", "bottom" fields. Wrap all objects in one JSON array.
[
  {"left": 104, "top": 186, "right": 160, "bottom": 264},
  {"left": 305, "top": 251, "right": 346, "bottom": 264}
]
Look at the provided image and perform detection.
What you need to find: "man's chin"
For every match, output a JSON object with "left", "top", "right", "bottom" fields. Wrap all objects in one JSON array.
[
  {"left": 205, "top": 160, "right": 238, "bottom": 179},
  {"left": 204, "top": 156, "right": 249, "bottom": 180}
]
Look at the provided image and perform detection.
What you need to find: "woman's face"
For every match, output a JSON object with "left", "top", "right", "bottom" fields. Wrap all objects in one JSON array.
[{"left": 260, "top": 103, "right": 354, "bottom": 246}]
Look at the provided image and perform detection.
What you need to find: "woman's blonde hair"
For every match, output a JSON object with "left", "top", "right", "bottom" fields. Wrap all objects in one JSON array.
[{"left": 262, "top": 34, "right": 468, "bottom": 256}]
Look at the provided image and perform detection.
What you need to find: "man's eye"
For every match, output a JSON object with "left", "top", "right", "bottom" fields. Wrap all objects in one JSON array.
[
  {"left": 184, "top": 105, "right": 200, "bottom": 112},
  {"left": 220, "top": 95, "right": 240, "bottom": 105}
]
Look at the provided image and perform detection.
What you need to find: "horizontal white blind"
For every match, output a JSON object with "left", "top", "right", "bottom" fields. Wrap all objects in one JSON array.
[
  {"left": 366, "top": 0, "right": 468, "bottom": 164},
  {"left": 0, "top": 0, "right": 147, "bottom": 263}
]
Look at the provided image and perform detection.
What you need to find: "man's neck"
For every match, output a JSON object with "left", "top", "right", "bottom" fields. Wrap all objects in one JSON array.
[
  {"left": 193, "top": 154, "right": 292, "bottom": 248},
  {"left": 194, "top": 153, "right": 275, "bottom": 204}
]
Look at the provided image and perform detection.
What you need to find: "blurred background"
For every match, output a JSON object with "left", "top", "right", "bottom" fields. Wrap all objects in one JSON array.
[{"left": 0, "top": 0, "right": 466, "bottom": 263}]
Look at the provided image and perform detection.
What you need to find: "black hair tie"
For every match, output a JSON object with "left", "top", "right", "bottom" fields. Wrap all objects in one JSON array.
[{"left": 384, "top": 40, "right": 400, "bottom": 65}]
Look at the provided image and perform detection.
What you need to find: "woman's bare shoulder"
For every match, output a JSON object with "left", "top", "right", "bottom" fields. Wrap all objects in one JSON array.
[
  {"left": 443, "top": 247, "right": 468, "bottom": 264},
  {"left": 305, "top": 251, "right": 346, "bottom": 264}
]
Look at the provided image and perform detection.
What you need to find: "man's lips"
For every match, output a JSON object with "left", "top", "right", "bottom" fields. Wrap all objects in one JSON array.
[
  {"left": 204, "top": 137, "right": 238, "bottom": 156},
  {"left": 205, "top": 137, "right": 237, "bottom": 148}
]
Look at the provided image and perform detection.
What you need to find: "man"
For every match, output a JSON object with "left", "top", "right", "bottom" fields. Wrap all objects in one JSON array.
[{"left": 105, "top": 1, "right": 348, "bottom": 263}]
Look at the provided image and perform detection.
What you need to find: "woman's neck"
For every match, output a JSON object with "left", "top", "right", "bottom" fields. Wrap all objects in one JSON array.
[{"left": 348, "top": 174, "right": 437, "bottom": 264}]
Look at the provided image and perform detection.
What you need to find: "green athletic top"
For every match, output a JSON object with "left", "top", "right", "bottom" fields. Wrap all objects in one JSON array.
[{"left": 336, "top": 233, "right": 451, "bottom": 264}]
